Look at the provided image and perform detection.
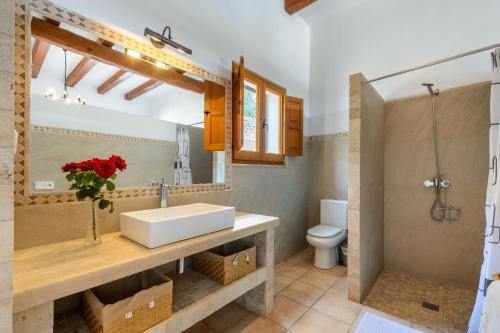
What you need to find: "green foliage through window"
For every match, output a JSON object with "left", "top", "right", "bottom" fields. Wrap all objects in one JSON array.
[{"left": 243, "top": 86, "right": 256, "bottom": 118}]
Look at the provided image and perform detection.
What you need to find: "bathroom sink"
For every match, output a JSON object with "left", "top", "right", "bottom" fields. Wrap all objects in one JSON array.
[{"left": 120, "top": 203, "right": 235, "bottom": 248}]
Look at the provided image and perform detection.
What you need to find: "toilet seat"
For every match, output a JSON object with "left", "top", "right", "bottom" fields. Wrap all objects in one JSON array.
[{"left": 307, "top": 225, "right": 343, "bottom": 238}]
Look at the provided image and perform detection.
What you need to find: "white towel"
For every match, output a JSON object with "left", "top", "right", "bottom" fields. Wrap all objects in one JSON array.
[
  {"left": 481, "top": 281, "right": 500, "bottom": 333},
  {"left": 355, "top": 312, "right": 422, "bottom": 333}
]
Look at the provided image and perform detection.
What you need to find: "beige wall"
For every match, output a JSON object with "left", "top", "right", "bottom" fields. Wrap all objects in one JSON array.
[
  {"left": 14, "top": 141, "right": 310, "bottom": 263},
  {"left": 0, "top": 1, "right": 15, "bottom": 331},
  {"left": 384, "top": 82, "right": 490, "bottom": 289},
  {"left": 348, "top": 73, "right": 385, "bottom": 302},
  {"left": 307, "top": 134, "right": 349, "bottom": 229}
]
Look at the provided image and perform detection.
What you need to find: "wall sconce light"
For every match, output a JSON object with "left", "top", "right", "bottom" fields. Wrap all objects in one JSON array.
[{"left": 144, "top": 26, "right": 192, "bottom": 56}]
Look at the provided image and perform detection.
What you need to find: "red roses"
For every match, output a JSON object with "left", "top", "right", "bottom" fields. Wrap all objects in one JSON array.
[
  {"left": 110, "top": 155, "right": 127, "bottom": 171},
  {"left": 62, "top": 155, "right": 127, "bottom": 179}
]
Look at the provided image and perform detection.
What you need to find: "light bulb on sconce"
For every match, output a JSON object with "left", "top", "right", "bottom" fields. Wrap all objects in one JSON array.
[
  {"left": 125, "top": 48, "right": 169, "bottom": 70},
  {"left": 154, "top": 60, "right": 167, "bottom": 69},
  {"left": 125, "top": 49, "right": 141, "bottom": 59}
]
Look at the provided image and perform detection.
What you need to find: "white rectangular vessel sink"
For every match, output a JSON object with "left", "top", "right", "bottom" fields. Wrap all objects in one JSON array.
[{"left": 120, "top": 203, "right": 235, "bottom": 248}]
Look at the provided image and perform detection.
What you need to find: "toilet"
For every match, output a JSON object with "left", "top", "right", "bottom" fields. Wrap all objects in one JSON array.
[{"left": 307, "top": 199, "right": 348, "bottom": 269}]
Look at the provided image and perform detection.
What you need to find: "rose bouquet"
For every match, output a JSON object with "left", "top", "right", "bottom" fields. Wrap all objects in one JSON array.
[{"left": 62, "top": 155, "right": 127, "bottom": 246}]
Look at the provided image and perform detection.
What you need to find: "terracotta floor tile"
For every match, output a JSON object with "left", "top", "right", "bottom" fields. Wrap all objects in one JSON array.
[
  {"left": 329, "top": 276, "right": 348, "bottom": 295},
  {"left": 286, "top": 255, "right": 315, "bottom": 269},
  {"left": 224, "top": 316, "right": 286, "bottom": 333},
  {"left": 183, "top": 321, "right": 216, "bottom": 333},
  {"left": 279, "top": 280, "right": 325, "bottom": 307},
  {"left": 298, "top": 247, "right": 314, "bottom": 257},
  {"left": 204, "top": 302, "right": 254, "bottom": 331},
  {"left": 274, "top": 273, "right": 295, "bottom": 295},
  {"left": 312, "top": 264, "right": 347, "bottom": 277},
  {"left": 313, "top": 291, "right": 362, "bottom": 324},
  {"left": 275, "top": 262, "right": 310, "bottom": 280},
  {"left": 299, "top": 270, "right": 339, "bottom": 290},
  {"left": 290, "top": 309, "right": 350, "bottom": 333},
  {"left": 266, "top": 295, "right": 308, "bottom": 329}
]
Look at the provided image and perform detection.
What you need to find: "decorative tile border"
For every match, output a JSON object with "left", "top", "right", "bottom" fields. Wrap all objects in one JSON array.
[
  {"left": 14, "top": 0, "right": 232, "bottom": 206},
  {"left": 307, "top": 132, "right": 349, "bottom": 142},
  {"left": 32, "top": 125, "right": 176, "bottom": 145}
]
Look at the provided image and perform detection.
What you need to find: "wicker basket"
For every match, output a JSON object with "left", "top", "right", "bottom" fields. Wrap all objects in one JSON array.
[
  {"left": 193, "top": 241, "right": 257, "bottom": 285},
  {"left": 82, "top": 269, "right": 172, "bottom": 333}
]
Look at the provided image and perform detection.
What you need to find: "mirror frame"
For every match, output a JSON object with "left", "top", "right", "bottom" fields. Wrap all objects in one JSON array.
[{"left": 14, "top": 0, "right": 232, "bottom": 207}]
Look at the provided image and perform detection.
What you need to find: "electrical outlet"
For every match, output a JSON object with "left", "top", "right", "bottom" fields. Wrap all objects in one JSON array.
[{"left": 34, "top": 181, "right": 55, "bottom": 190}]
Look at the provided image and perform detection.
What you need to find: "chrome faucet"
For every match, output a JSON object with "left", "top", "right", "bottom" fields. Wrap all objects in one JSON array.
[{"left": 160, "top": 178, "right": 173, "bottom": 208}]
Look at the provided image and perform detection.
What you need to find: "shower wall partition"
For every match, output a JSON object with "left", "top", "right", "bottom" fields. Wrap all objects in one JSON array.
[
  {"left": 348, "top": 73, "right": 385, "bottom": 303},
  {"left": 384, "top": 82, "right": 489, "bottom": 288},
  {"left": 348, "top": 75, "right": 489, "bottom": 331}
]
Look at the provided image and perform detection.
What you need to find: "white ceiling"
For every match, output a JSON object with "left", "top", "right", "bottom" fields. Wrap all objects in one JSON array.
[{"left": 299, "top": 0, "right": 368, "bottom": 27}]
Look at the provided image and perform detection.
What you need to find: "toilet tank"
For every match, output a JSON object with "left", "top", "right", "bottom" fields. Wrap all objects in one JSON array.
[{"left": 320, "top": 199, "right": 348, "bottom": 229}]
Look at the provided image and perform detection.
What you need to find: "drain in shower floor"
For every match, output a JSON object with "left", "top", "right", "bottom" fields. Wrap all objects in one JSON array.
[{"left": 422, "top": 301, "right": 440, "bottom": 312}]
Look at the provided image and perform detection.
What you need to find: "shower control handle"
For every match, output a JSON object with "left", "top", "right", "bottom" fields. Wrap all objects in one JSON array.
[
  {"left": 424, "top": 179, "right": 436, "bottom": 188},
  {"left": 424, "top": 178, "right": 451, "bottom": 189},
  {"left": 440, "top": 179, "right": 451, "bottom": 188}
]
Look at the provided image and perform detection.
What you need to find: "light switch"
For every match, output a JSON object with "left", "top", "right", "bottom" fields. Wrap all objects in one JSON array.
[{"left": 35, "top": 181, "right": 55, "bottom": 190}]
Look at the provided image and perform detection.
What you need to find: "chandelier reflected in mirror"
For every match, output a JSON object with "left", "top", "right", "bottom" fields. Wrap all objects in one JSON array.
[{"left": 44, "top": 49, "right": 86, "bottom": 106}]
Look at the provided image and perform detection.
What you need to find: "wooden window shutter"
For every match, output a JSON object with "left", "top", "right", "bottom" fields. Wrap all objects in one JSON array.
[
  {"left": 284, "top": 96, "right": 304, "bottom": 156},
  {"left": 232, "top": 56, "right": 244, "bottom": 151},
  {"left": 203, "top": 80, "right": 226, "bottom": 151}
]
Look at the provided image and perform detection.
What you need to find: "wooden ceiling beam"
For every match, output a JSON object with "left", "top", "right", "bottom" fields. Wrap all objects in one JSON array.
[
  {"left": 284, "top": 0, "right": 317, "bottom": 15},
  {"left": 97, "top": 69, "right": 132, "bottom": 94},
  {"left": 31, "top": 18, "right": 60, "bottom": 78},
  {"left": 31, "top": 17, "right": 204, "bottom": 94},
  {"left": 124, "top": 79, "right": 162, "bottom": 100},
  {"left": 66, "top": 38, "right": 114, "bottom": 87}
]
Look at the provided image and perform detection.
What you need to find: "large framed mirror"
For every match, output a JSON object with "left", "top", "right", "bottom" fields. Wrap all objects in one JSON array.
[{"left": 14, "top": 0, "right": 232, "bottom": 207}]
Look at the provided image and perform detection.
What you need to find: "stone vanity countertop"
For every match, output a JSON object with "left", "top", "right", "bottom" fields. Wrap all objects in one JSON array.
[{"left": 13, "top": 212, "right": 279, "bottom": 314}]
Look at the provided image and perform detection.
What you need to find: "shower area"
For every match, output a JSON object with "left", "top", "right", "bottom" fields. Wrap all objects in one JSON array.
[{"left": 347, "top": 49, "right": 494, "bottom": 331}]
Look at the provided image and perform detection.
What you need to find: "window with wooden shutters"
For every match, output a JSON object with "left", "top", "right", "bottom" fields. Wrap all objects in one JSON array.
[
  {"left": 232, "top": 57, "right": 303, "bottom": 164},
  {"left": 233, "top": 58, "right": 303, "bottom": 164}
]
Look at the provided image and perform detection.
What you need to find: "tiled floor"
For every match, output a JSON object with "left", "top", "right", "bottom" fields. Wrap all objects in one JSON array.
[
  {"left": 184, "top": 248, "right": 441, "bottom": 333},
  {"left": 364, "top": 270, "right": 476, "bottom": 333}
]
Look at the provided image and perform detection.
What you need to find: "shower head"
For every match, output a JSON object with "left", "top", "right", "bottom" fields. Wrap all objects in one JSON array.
[{"left": 422, "top": 83, "right": 439, "bottom": 96}]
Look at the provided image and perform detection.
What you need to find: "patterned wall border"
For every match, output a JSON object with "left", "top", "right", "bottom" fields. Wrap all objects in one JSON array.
[
  {"left": 14, "top": 0, "right": 232, "bottom": 206},
  {"left": 32, "top": 125, "right": 177, "bottom": 145},
  {"left": 307, "top": 132, "right": 349, "bottom": 142}
]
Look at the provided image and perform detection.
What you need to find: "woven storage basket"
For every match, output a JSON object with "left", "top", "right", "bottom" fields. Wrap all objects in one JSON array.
[
  {"left": 193, "top": 241, "right": 256, "bottom": 285},
  {"left": 82, "top": 269, "right": 172, "bottom": 333}
]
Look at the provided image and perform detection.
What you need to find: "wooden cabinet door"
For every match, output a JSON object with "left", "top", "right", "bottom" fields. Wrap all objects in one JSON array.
[
  {"left": 204, "top": 80, "right": 226, "bottom": 151},
  {"left": 284, "top": 96, "right": 304, "bottom": 156}
]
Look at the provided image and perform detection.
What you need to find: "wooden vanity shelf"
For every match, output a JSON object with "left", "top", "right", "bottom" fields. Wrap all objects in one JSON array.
[{"left": 14, "top": 212, "right": 278, "bottom": 333}]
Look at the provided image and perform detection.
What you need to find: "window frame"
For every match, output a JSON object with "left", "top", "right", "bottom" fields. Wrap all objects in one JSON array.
[{"left": 233, "top": 69, "right": 286, "bottom": 165}]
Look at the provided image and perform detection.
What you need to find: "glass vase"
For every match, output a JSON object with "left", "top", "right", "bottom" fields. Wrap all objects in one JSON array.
[{"left": 85, "top": 200, "right": 102, "bottom": 246}]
